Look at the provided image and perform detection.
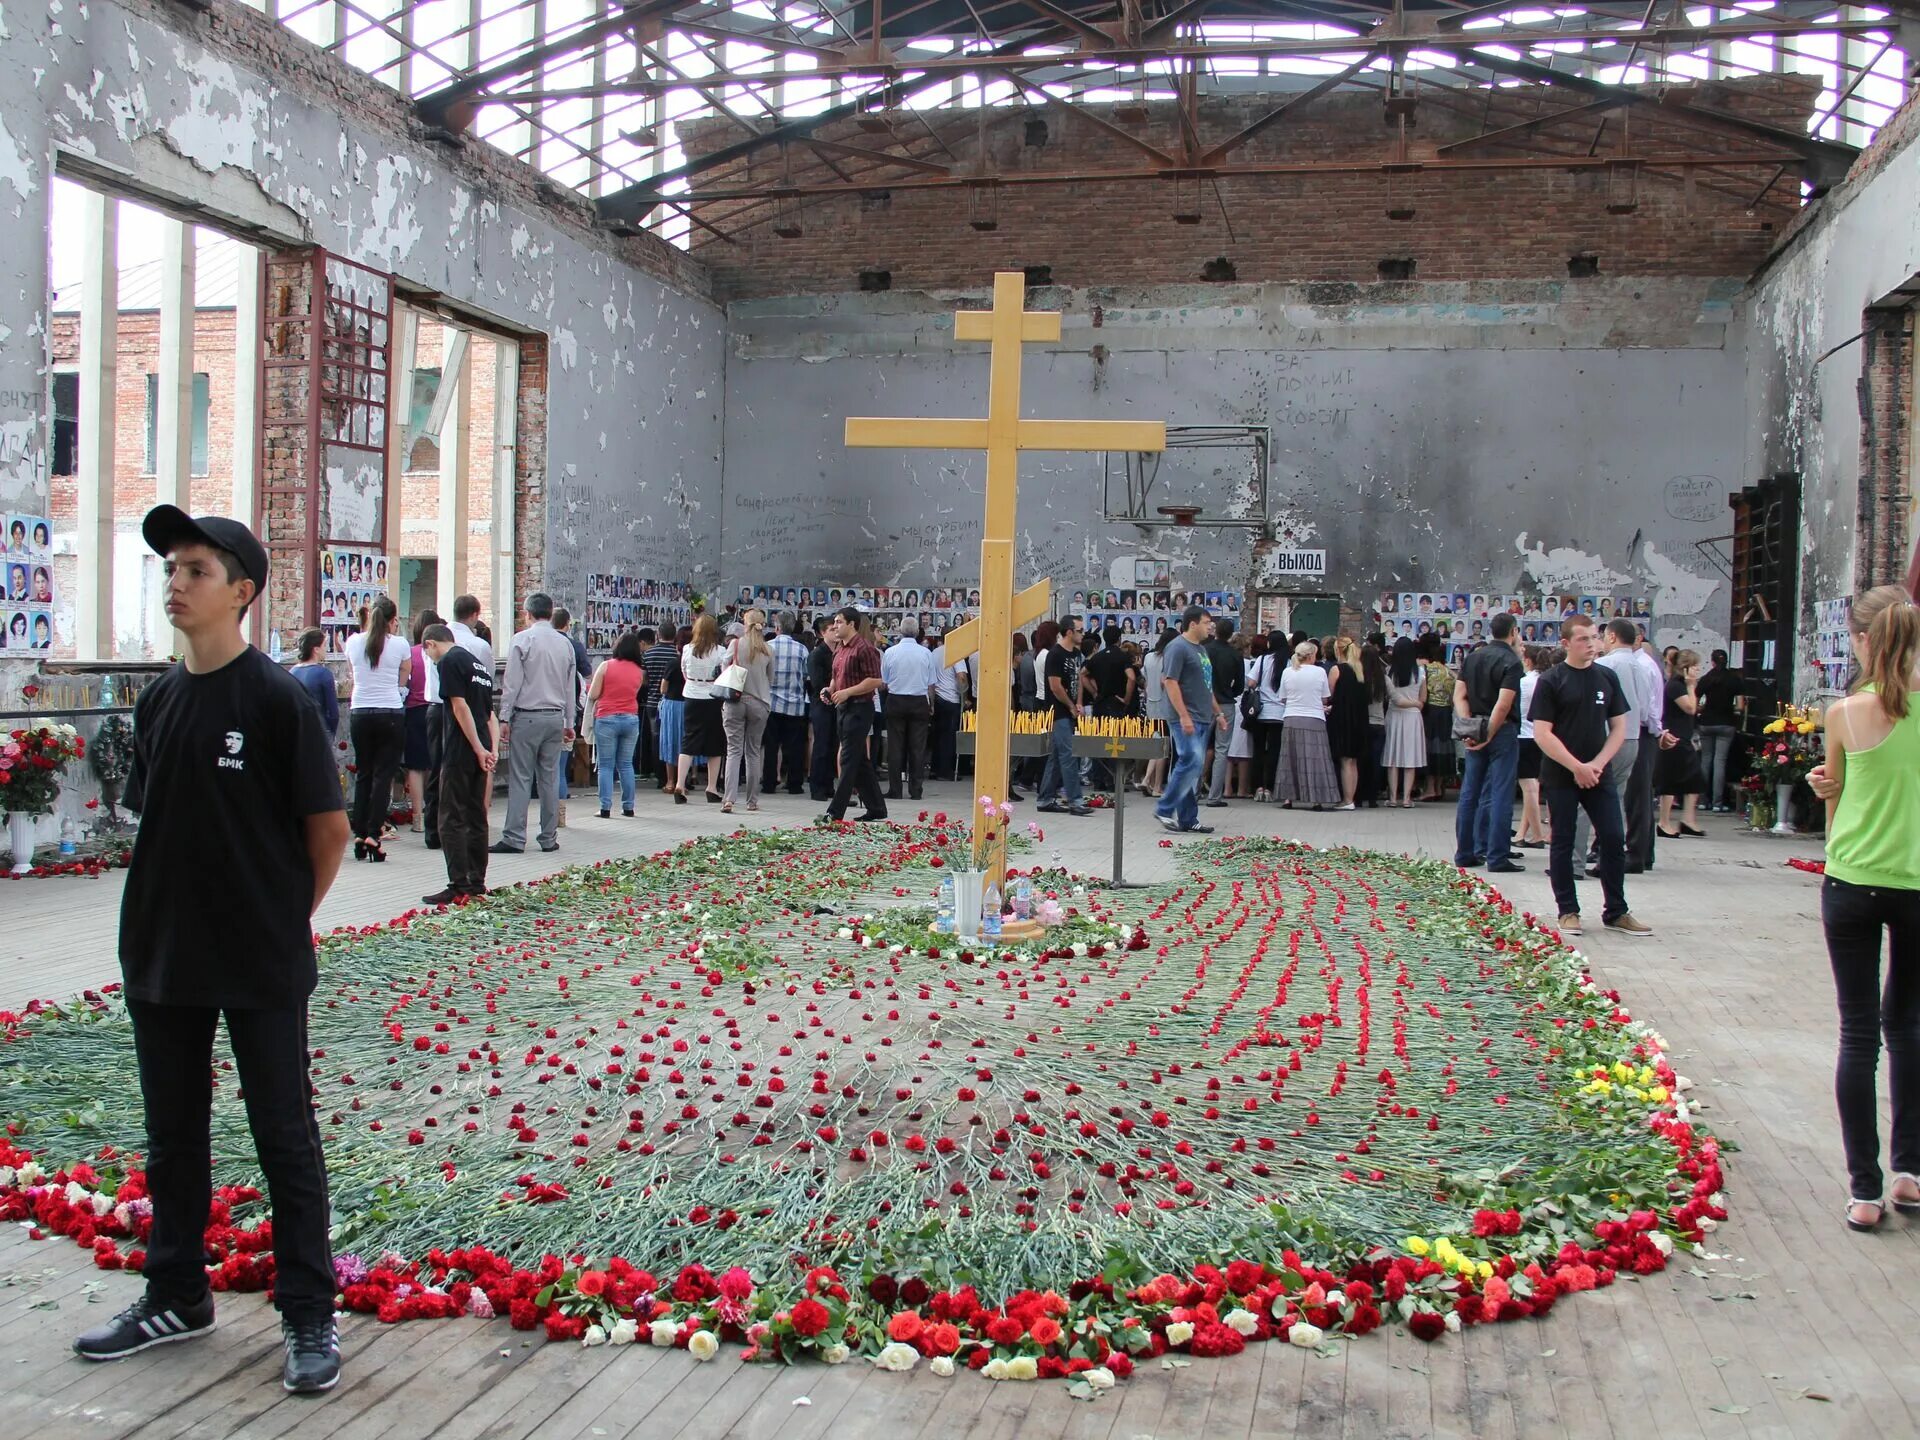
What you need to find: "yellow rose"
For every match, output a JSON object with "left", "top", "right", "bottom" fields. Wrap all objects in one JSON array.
[
  {"left": 1405, "top": 1236, "right": 1431, "bottom": 1256},
  {"left": 1797, "top": 722, "right": 1816, "bottom": 734},
  {"left": 1763, "top": 720, "right": 1784, "bottom": 734}
]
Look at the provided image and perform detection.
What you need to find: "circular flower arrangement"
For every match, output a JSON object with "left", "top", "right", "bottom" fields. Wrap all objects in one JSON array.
[{"left": 0, "top": 827, "right": 1723, "bottom": 1386}]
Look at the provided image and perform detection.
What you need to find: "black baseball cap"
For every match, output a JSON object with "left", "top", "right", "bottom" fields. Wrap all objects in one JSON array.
[{"left": 142, "top": 505, "right": 270, "bottom": 597}]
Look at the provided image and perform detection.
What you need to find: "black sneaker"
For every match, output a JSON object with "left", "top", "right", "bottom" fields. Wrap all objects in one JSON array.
[
  {"left": 73, "top": 1292, "right": 215, "bottom": 1361},
  {"left": 1180, "top": 823, "right": 1216, "bottom": 834},
  {"left": 282, "top": 1314, "right": 342, "bottom": 1394}
]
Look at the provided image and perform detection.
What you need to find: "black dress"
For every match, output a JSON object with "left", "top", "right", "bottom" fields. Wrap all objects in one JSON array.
[
  {"left": 1657, "top": 674, "right": 1706, "bottom": 797},
  {"left": 1327, "top": 665, "right": 1373, "bottom": 761}
]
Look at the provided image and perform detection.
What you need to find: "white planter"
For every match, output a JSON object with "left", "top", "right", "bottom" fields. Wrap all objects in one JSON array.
[
  {"left": 1771, "top": 781, "right": 1797, "bottom": 836},
  {"left": 8, "top": 812, "right": 36, "bottom": 875},
  {"left": 953, "top": 869, "right": 986, "bottom": 939}
]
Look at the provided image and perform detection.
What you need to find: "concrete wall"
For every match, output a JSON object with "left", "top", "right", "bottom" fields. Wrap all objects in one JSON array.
[
  {"left": 0, "top": 0, "right": 725, "bottom": 617},
  {"left": 1743, "top": 95, "right": 1920, "bottom": 696},
  {"left": 723, "top": 278, "right": 1743, "bottom": 654}
]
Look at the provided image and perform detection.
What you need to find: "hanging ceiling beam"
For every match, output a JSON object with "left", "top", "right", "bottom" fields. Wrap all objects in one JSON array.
[{"left": 416, "top": 0, "right": 691, "bottom": 133}]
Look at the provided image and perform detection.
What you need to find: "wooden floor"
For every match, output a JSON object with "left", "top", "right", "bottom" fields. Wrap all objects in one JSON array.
[{"left": 3, "top": 786, "right": 1917, "bottom": 1438}]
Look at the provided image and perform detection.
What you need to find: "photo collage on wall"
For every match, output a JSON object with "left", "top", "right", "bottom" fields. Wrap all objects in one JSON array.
[
  {"left": 1071, "top": 571, "right": 1242, "bottom": 639},
  {"left": 2, "top": 513, "right": 56, "bottom": 652},
  {"left": 737, "top": 584, "right": 982, "bottom": 637},
  {"left": 316, "top": 546, "right": 392, "bottom": 655},
  {"left": 1372, "top": 591, "right": 1652, "bottom": 666},
  {"left": 1812, "top": 597, "right": 1852, "bottom": 692},
  {"left": 583, "top": 575, "right": 694, "bottom": 653}
]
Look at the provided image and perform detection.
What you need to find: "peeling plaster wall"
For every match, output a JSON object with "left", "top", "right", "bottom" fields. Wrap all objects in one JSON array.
[
  {"left": 0, "top": 0, "right": 724, "bottom": 607},
  {"left": 724, "top": 279, "right": 1743, "bottom": 653},
  {"left": 1743, "top": 95, "right": 1920, "bottom": 695}
]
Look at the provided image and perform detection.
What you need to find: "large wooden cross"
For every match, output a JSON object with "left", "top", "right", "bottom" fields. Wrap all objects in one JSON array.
[{"left": 846, "top": 272, "right": 1165, "bottom": 887}]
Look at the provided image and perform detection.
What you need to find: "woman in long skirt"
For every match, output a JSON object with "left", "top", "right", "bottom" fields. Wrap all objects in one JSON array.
[
  {"left": 1272, "top": 641, "right": 1342, "bottom": 808},
  {"left": 1381, "top": 636, "right": 1428, "bottom": 807}
]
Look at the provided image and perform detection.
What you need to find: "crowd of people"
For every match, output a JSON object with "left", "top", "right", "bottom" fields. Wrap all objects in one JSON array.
[{"left": 303, "top": 586, "right": 1779, "bottom": 921}]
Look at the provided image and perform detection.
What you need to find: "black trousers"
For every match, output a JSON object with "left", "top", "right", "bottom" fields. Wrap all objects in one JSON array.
[
  {"left": 422, "top": 702, "right": 444, "bottom": 843},
  {"left": 808, "top": 698, "right": 839, "bottom": 800},
  {"left": 1545, "top": 779, "right": 1628, "bottom": 923},
  {"left": 829, "top": 702, "right": 886, "bottom": 819},
  {"left": 1627, "top": 735, "right": 1659, "bottom": 870},
  {"left": 348, "top": 709, "right": 406, "bottom": 841},
  {"left": 128, "top": 998, "right": 334, "bottom": 1322},
  {"left": 761, "top": 711, "right": 808, "bottom": 793},
  {"left": 639, "top": 701, "right": 659, "bottom": 784},
  {"left": 1823, "top": 876, "right": 1920, "bottom": 1201},
  {"left": 439, "top": 751, "right": 491, "bottom": 893},
  {"left": 931, "top": 698, "right": 962, "bottom": 781},
  {"left": 884, "top": 694, "right": 931, "bottom": 798}
]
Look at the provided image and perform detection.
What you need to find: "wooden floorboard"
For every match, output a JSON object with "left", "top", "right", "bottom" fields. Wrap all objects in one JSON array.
[{"left": 3, "top": 792, "right": 1915, "bottom": 1438}]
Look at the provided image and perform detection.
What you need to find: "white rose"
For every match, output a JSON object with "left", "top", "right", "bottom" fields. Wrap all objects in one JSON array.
[
  {"left": 929, "top": 1356, "right": 956, "bottom": 1377},
  {"left": 0, "top": 1166, "right": 15, "bottom": 1188},
  {"left": 1225, "top": 1309, "right": 1259, "bottom": 1336},
  {"left": 1443, "top": 1311, "right": 1462, "bottom": 1333},
  {"left": 1287, "top": 1322, "right": 1324, "bottom": 1348},
  {"left": 582, "top": 1324, "right": 608, "bottom": 1347},
  {"left": 837, "top": 928, "right": 853, "bottom": 939},
  {"left": 1165, "top": 1321, "right": 1194, "bottom": 1347},
  {"left": 1085, "top": 1366, "right": 1116, "bottom": 1390},
  {"left": 1698, "top": 1216, "right": 1718, "bottom": 1232},
  {"left": 1072, "top": 943, "right": 1088, "bottom": 957},
  {"left": 650, "top": 1319, "right": 678, "bottom": 1347},
  {"left": 691, "top": 947, "right": 705, "bottom": 960},
  {"left": 1006, "top": 1356, "right": 1038, "bottom": 1381},
  {"left": 873, "top": 1342, "right": 919, "bottom": 1372},
  {"left": 861, "top": 936, "right": 873, "bottom": 948},
  {"left": 65, "top": 1180, "right": 90, "bottom": 1208},
  {"left": 983, "top": 1358, "right": 1009, "bottom": 1381},
  {"left": 688, "top": 1329, "right": 720, "bottom": 1361},
  {"left": 609, "top": 1318, "right": 638, "bottom": 1346},
  {"left": 821, "top": 1343, "right": 851, "bottom": 1365},
  {"left": 1648, "top": 1232, "right": 1674, "bottom": 1257}
]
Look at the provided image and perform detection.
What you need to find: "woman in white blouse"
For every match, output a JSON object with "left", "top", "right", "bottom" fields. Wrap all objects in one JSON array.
[
  {"left": 1270, "top": 641, "right": 1342, "bottom": 809},
  {"left": 341, "top": 596, "right": 411, "bottom": 861}
]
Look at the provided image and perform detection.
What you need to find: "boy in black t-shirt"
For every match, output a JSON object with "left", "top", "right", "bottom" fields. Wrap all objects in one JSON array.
[
  {"left": 422, "top": 623, "right": 500, "bottom": 905},
  {"left": 1526, "top": 613, "right": 1649, "bottom": 938},
  {"left": 74, "top": 507, "right": 351, "bottom": 1394}
]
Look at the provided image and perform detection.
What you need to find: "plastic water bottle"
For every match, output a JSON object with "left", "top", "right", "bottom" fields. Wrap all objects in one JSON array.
[
  {"left": 1010, "top": 875, "right": 1034, "bottom": 921},
  {"left": 980, "top": 884, "right": 1003, "bottom": 941},
  {"left": 934, "top": 874, "right": 955, "bottom": 933},
  {"left": 59, "top": 817, "right": 78, "bottom": 857}
]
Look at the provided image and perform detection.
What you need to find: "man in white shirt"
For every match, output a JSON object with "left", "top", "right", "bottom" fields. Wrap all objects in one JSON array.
[
  {"left": 880, "top": 617, "right": 939, "bottom": 800},
  {"left": 1628, "top": 628, "right": 1677, "bottom": 870},
  {"left": 449, "top": 595, "right": 496, "bottom": 673},
  {"left": 1576, "top": 618, "right": 1665, "bottom": 874}
]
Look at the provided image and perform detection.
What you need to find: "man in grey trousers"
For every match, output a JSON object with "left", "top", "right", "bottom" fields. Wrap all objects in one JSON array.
[{"left": 490, "top": 592, "right": 578, "bottom": 855}]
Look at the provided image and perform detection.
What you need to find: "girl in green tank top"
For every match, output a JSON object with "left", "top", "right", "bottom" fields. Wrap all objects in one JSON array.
[{"left": 1805, "top": 585, "right": 1920, "bottom": 1232}]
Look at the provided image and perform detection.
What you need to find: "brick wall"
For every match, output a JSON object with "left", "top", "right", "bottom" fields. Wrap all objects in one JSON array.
[
  {"left": 1857, "top": 308, "right": 1915, "bottom": 590},
  {"left": 514, "top": 336, "right": 550, "bottom": 614},
  {"left": 682, "top": 78, "right": 1819, "bottom": 300}
]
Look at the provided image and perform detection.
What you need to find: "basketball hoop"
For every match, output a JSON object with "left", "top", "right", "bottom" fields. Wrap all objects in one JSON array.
[{"left": 1158, "top": 504, "right": 1203, "bottom": 528}]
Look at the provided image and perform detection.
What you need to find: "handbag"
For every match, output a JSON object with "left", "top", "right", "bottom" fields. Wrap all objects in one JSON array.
[
  {"left": 1451, "top": 712, "right": 1488, "bottom": 745},
  {"left": 1238, "top": 657, "right": 1265, "bottom": 724},
  {"left": 714, "top": 663, "right": 750, "bottom": 702}
]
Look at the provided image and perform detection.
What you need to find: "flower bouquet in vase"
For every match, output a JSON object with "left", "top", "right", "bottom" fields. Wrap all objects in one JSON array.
[
  {"left": 1750, "top": 703, "right": 1822, "bottom": 835},
  {"left": 90, "top": 715, "right": 136, "bottom": 827},
  {"left": 926, "top": 795, "right": 1020, "bottom": 940},
  {"left": 2, "top": 721, "right": 87, "bottom": 874}
]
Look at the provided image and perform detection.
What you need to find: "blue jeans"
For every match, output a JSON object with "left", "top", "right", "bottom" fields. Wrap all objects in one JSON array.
[
  {"left": 595, "top": 712, "right": 640, "bottom": 811},
  {"left": 1454, "top": 723, "right": 1520, "bottom": 866},
  {"left": 1158, "top": 721, "right": 1209, "bottom": 831},
  {"left": 1037, "top": 715, "right": 1083, "bottom": 807}
]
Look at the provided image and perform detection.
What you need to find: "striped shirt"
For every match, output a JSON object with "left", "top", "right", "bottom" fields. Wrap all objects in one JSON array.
[
  {"left": 767, "top": 634, "right": 811, "bottom": 716},
  {"left": 641, "top": 642, "right": 678, "bottom": 706}
]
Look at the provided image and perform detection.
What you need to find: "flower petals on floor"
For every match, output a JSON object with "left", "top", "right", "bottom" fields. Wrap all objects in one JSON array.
[{"left": 0, "top": 826, "right": 1724, "bottom": 1380}]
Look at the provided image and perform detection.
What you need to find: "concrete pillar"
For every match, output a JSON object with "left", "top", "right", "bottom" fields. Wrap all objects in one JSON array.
[
  {"left": 152, "top": 218, "right": 196, "bottom": 656},
  {"left": 435, "top": 333, "right": 471, "bottom": 618},
  {"left": 384, "top": 303, "right": 417, "bottom": 599},
  {"left": 75, "top": 191, "right": 117, "bottom": 662},
  {"left": 231, "top": 248, "right": 261, "bottom": 527},
  {"left": 491, "top": 337, "right": 519, "bottom": 626}
]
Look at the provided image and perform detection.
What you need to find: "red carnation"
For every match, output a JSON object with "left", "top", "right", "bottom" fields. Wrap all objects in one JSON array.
[
  {"left": 1408, "top": 1310, "right": 1446, "bottom": 1341},
  {"left": 985, "top": 1314, "right": 1024, "bottom": 1346},
  {"left": 789, "top": 1299, "right": 831, "bottom": 1338}
]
